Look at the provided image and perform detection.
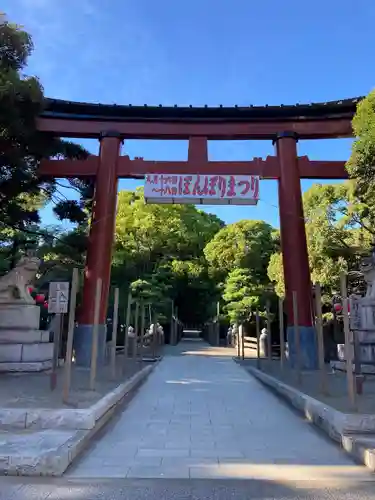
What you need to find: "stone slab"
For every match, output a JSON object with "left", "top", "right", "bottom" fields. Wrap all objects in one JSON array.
[
  {"left": 244, "top": 364, "right": 375, "bottom": 472},
  {"left": 0, "top": 330, "right": 49, "bottom": 344},
  {"left": 0, "top": 362, "right": 155, "bottom": 475},
  {"left": 0, "top": 409, "right": 27, "bottom": 429},
  {"left": 25, "top": 409, "right": 95, "bottom": 430},
  {"left": 0, "top": 305, "right": 40, "bottom": 330},
  {"left": 21, "top": 343, "right": 53, "bottom": 362},
  {"left": 0, "top": 361, "right": 52, "bottom": 373},
  {"left": 0, "top": 429, "right": 73, "bottom": 476},
  {"left": 0, "top": 363, "right": 155, "bottom": 431},
  {"left": 69, "top": 342, "right": 365, "bottom": 480},
  {"left": 0, "top": 343, "right": 53, "bottom": 363},
  {"left": 0, "top": 344, "right": 22, "bottom": 363}
]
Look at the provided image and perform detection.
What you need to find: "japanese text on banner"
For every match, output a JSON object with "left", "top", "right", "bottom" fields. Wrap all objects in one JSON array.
[{"left": 145, "top": 174, "right": 259, "bottom": 199}]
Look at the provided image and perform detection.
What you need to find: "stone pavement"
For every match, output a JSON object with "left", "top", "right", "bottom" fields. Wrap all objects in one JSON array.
[
  {"left": 67, "top": 340, "right": 372, "bottom": 480},
  {"left": 2, "top": 477, "right": 375, "bottom": 500}
]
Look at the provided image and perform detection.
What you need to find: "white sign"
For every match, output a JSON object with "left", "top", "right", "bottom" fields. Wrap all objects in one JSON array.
[
  {"left": 144, "top": 174, "right": 259, "bottom": 205},
  {"left": 48, "top": 282, "right": 69, "bottom": 314}
]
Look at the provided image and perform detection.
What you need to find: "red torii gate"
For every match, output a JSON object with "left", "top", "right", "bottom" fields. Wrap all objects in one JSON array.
[{"left": 38, "top": 97, "right": 359, "bottom": 369}]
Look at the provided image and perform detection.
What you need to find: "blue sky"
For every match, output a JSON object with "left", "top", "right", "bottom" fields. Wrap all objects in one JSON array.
[{"left": 4, "top": 0, "right": 375, "bottom": 229}]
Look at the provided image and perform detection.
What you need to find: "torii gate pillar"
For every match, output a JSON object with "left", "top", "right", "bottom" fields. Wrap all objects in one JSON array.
[
  {"left": 74, "top": 131, "right": 122, "bottom": 367},
  {"left": 275, "top": 132, "right": 318, "bottom": 369}
]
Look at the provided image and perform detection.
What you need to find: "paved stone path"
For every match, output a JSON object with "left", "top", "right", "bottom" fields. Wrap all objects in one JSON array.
[{"left": 67, "top": 341, "right": 371, "bottom": 480}]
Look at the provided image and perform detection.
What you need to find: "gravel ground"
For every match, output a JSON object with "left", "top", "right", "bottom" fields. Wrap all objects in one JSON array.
[
  {"left": 0, "top": 353, "right": 151, "bottom": 409},
  {"left": 239, "top": 354, "right": 375, "bottom": 414}
]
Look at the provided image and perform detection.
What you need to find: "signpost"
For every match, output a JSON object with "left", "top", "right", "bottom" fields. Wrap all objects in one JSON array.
[
  {"left": 48, "top": 282, "right": 69, "bottom": 391},
  {"left": 144, "top": 174, "right": 260, "bottom": 205},
  {"left": 48, "top": 282, "right": 69, "bottom": 314}
]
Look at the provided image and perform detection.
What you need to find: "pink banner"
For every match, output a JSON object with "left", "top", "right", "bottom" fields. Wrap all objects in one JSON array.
[{"left": 144, "top": 174, "right": 259, "bottom": 205}]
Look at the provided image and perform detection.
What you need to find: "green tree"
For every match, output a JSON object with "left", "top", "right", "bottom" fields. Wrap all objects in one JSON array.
[
  {"left": 168, "top": 259, "right": 219, "bottom": 325},
  {"left": 115, "top": 188, "right": 222, "bottom": 270},
  {"left": 204, "top": 220, "right": 277, "bottom": 283},
  {"left": 0, "top": 17, "right": 93, "bottom": 240},
  {"left": 112, "top": 189, "right": 223, "bottom": 325},
  {"left": 346, "top": 90, "right": 375, "bottom": 232},
  {"left": 223, "top": 268, "right": 262, "bottom": 323},
  {"left": 267, "top": 183, "right": 372, "bottom": 297}
]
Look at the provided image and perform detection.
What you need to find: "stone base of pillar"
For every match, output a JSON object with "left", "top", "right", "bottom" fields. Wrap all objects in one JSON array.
[
  {"left": 74, "top": 324, "right": 107, "bottom": 368},
  {"left": 286, "top": 326, "right": 318, "bottom": 370}
]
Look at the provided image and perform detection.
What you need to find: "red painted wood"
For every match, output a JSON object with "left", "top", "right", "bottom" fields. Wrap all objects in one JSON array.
[
  {"left": 80, "top": 135, "right": 122, "bottom": 325},
  {"left": 39, "top": 155, "right": 347, "bottom": 179},
  {"left": 276, "top": 136, "right": 313, "bottom": 327},
  {"left": 36, "top": 117, "right": 353, "bottom": 140},
  {"left": 297, "top": 157, "right": 348, "bottom": 179},
  {"left": 39, "top": 156, "right": 98, "bottom": 177},
  {"left": 188, "top": 137, "right": 208, "bottom": 162}
]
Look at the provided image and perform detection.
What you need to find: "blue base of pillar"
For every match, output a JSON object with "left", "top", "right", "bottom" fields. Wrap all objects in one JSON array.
[
  {"left": 287, "top": 325, "right": 318, "bottom": 370},
  {"left": 74, "top": 324, "right": 107, "bottom": 368}
]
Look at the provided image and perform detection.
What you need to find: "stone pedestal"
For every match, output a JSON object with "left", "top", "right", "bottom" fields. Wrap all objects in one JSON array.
[
  {"left": 73, "top": 324, "right": 106, "bottom": 368},
  {"left": 0, "top": 305, "right": 53, "bottom": 372},
  {"left": 334, "top": 295, "right": 375, "bottom": 374},
  {"left": 287, "top": 325, "right": 318, "bottom": 370}
]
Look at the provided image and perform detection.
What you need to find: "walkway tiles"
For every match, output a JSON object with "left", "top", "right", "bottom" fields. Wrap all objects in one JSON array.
[{"left": 67, "top": 342, "right": 371, "bottom": 480}]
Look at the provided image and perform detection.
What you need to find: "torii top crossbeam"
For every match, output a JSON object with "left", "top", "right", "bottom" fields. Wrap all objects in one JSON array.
[{"left": 37, "top": 96, "right": 361, "bottom": 139}]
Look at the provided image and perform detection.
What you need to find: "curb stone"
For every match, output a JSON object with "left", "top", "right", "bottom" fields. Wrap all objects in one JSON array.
[
  {"left": 0, "top": 361, "right": 158, "bottom": 476},
  {"left": 241, "top": 363, "right": 375, "bottom": 473}
]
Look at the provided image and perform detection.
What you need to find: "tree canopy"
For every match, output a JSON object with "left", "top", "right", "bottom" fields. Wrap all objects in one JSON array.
[
  {"left": 111, "top": 189, "right": 223, "bottom": 325},
  {"left": 0, "top": 18, "right": 93, "bottom": 267},
  {"left": 204, "top": 220, "right": 277, "bottom": 321},
  {"left": 267, "top": 182, "right": 373, "bottom": 299},
  {"left": 346, "top": 90, "right": 375, "bottom": 231},
  {"left": 204, "top": 220, "right": 276, "bottom": 278}
]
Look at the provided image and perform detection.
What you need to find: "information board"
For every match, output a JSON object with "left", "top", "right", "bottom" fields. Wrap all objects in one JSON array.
[{"left": 48, "top": 282, "right": 69, "bottom": 314}]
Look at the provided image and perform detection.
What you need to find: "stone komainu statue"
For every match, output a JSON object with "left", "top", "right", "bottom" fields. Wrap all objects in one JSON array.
[{"left": 0, "top": 255, "right": 41, "bottom": 304}]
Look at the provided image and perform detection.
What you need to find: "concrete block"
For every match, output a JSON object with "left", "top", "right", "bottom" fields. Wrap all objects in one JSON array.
[
  {"left": 41, "top": 330, "right": 50, "bottom": 343},
  {"left": 22, "top": 343, "right": 53, "bottom": 362},
  {"left": 0, "top": 304, "right": 40, "bottom": 329},
  {"left": 0, "top": 360, "right": 52, "bottom": 372},
  {"left": 0, "top": 329, "right": 48, "bottom": 344},
  {"left": 0, "top": 409, "right": 27, "bottom": 429},
  {"left": 0, "top": 344, "right": 22, "bottom": 362},
  {"left": 26, "top": 409, "right": 95, "bottom": 430},
  {"left": 0, "top": 361, "right": 157, "bottom": 475}
]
